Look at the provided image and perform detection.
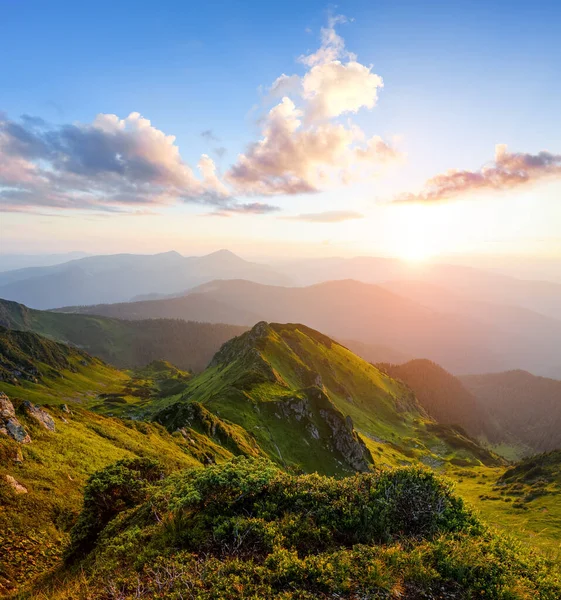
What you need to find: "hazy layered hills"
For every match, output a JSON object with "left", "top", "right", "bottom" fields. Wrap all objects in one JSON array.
[
  {"left": 461, "top": 370, "right": 561, "bottom": 454},
  {"left": 1, "top": 249, "right": 560, "bottom": 323},
  {"left": 0, "top": 249, "right": 289, "bottom": 309},
  {"left": 274, "top": 255, "right": 561, "bottom": 320},
  {"left": 62, "top": 279, "right": 561, "bottom": 377},
  {"left": 0, "top": 298, "right": 246, "bottom": 372}
]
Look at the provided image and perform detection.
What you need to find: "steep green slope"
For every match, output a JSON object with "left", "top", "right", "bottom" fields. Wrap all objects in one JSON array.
[
  {"left": 0, "top": 325, "right": 129, "bottom": 406},
  {"left": 156, "top": 322, "right": 502, "bottom": 476},
  {"left": 0, "top": 298, "right": 247, "bottom": 372}
]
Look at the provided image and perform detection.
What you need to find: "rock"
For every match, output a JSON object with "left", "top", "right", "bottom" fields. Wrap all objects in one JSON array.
[
  {"left": 4, "top": 474, "right": 28, "bottom": 494},
  {"left": 278, "top": 397, "right": 312, "bottom": 421},
  {"left": 308, "top": 424, "right": 320, "bottom": 440},
  {"left": 0, "top": 392, "right": 15, "bottom": 420},
  {"left": 22, "top": 401, "right": 56, "bottom": 432},
  {"left": 0, "top": 392, "right": 31, "bottom": 443},
  {"left": 13, "top": 447, "right": 24, "bottom": 463},
  {"left": 319, "top": 408, "right": 372, "bottom": 472}
]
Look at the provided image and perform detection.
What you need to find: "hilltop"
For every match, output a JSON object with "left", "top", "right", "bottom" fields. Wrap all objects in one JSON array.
[
  {"left": 0, "top": 298, "right": 246, "bottom": 372},
  {"left": 1, "top": 322, "right": 560, "bottom": 596},
  {"left": 156, "top": 322, "right": 502, "bottom": 475}
]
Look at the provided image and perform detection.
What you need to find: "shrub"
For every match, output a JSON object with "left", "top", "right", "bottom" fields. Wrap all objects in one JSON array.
[{"left": 66, "top": 457, "right": 164, "bottom": 561}]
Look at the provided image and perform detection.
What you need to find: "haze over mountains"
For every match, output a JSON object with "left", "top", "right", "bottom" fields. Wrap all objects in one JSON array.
[
  {"left": 1, "top": 249, "right": 559, "bottom": 319},
  {"left": 0, "top": 250, "right": 289, "bottom": 309},
  {"left": 1, "top": 249, "right": 560, "bottom": 378},
  {"left": 60, "top": 278, "right": 561, "bottom": 378}
]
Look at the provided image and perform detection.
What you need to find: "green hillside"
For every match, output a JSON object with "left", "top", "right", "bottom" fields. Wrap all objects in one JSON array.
[
  {"left": 156, "top": 322, "right": 503, "bottom": 475},
  {"left": 0, "top": 298, "right": 246, "bottom": 372},
  {"left": 0, "top": 396, "right": 220, "bottom": 594}
]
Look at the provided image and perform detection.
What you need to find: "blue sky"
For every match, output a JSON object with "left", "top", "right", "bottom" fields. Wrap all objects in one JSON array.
[{"left": 1, "top": 0, "right": 560, "bottom": 258}]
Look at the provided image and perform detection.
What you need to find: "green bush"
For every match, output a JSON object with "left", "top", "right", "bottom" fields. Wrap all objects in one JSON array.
[
  {"left": 146, "top": 458, "right": 474, "bottom": 558},
  {"left": 65, "top": 457, "right": 164, "bottom": 561}
]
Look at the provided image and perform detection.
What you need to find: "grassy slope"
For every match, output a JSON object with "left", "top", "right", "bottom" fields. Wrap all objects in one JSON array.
[
  {"left": 1, "top": 322, "right": 560, "bottom": 596},
  {"left": 0, "top": 401, "right": 218, "bottom": 594},
  {"left": 157, "top": 323, "right": 502, "bottom": 476},
  {"left": 451, "top": 455, "right": 561, "bottom": 561},
  {"left": 0, "top": 298, "right": 247, "bottom": 372}
]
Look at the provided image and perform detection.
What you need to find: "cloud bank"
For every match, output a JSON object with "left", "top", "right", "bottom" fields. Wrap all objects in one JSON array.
[
  {"left": 0, "top": 111, "right": 228, "bottom": 213},
  {"left": 398, "top": 144, "right": 561, "bottom": 203}
]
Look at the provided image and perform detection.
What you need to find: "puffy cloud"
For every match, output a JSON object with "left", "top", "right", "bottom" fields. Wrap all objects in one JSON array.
[
  {"left": 397, "top": 144, "right": 561, "bottom": 203},
  {"left": 302, "top": 60, "right": 383, "bottom": 121},
  {"left": 1, "top": 15, "right": 398, "bottom": 214},
  {"left": 227, "top": 17, "right": 398, "bottom": 196},
  {"left": 283, "top": 210, "right": 364, "bottom": 223},
  {"left": 0, "top": 112, "right": 228, "bottom": 213}
]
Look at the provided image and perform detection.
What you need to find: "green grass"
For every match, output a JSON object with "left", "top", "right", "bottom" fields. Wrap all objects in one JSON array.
[
  {"left": 0, "top": 400, "right": 212, "bottom": 594},
  {"left": 2, "top": 321, "right": 560, "bottom": 598}
]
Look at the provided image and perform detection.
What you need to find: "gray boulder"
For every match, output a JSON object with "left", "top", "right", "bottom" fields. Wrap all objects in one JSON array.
[
  {"left": 22, "top": 401, "right": 56, "bottom": 432},
  {"left": 0, "top": 392, "right": 31, "bottom": 444}
]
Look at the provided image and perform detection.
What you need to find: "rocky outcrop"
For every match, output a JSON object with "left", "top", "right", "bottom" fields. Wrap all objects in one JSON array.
[
  {"left": 319, "top": 408, "right": 372, "bottom": 472},
  {"left": 22, "top": 401, "right": 56, "bottom": 432},
  {"left": 4, "top": 474, "right": 28, "bottom": 494},
  {"left": 0, "top": 392, "right": 31, "bottom": 443},
  {"left": 277, "top": 397, "right": 312, "bottom": 421}
]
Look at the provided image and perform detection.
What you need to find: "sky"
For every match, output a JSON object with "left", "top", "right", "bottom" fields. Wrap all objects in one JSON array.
[{"left": 1, "top": 0, "right": 560, "bottom": 261}]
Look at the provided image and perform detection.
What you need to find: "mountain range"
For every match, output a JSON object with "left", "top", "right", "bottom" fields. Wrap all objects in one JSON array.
[
  {"left": 0, "top": 298, "right": 246, "bottom": 372},
  {"left": 0, "top": 250, "right": 289, "bottom": 309},
  {"left": 59, "top": 278, "right": 561, "bottom": 377},
  {"left": 1, "top": 250, "right": 560, "bottom": 321}
]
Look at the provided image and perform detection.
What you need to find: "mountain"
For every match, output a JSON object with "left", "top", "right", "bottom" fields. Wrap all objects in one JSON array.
[
  {"left": 56, "top": 292, "right": 263, "bottom": 326},
  {"left": 0, "top": 298, "right": 246, "bottom": 372},
  {"left": 64, "top": 278, "right": 561, "bottom": 376},
  {"left": 377, "top": 359, "right": 490, "bottom": 440},
  {"left": 0, "top": 250, "right": 289, "bottom": 309},
  {"left": 0, "top": 252, "right": 89, "bottom": 272},
  {"left": 155, "top": 322, "right": 502, "bottom": 474},
  {"left": 274, "top": 256, "right": 561, "bottom": 320},
  {"left": 461, "top": 370, "right": 561, "bottom": 454}
]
